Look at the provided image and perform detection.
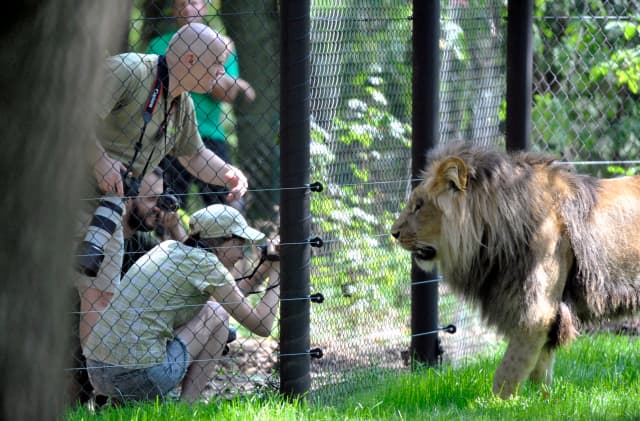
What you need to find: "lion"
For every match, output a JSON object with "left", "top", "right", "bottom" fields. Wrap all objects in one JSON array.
[{"left": 391, "top": 142, "right": 640, "bottom": 398}]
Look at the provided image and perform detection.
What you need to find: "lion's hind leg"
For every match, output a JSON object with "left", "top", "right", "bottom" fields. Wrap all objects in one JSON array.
[{"left": 493, "top": 332, "right": 548, "bottom": 398}]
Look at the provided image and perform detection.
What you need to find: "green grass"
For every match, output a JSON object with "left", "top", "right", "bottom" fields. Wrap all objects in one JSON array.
[{"left": 66, "top": 334, "right": 640, "bottom": 421}]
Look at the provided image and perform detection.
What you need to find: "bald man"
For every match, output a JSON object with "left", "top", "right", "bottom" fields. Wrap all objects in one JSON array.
[
  {"left": 147, "top": 0, "right": 255, "bottom": 210},
  {"left": 76, "top": 23, "right": 250, "bottom": 352}
]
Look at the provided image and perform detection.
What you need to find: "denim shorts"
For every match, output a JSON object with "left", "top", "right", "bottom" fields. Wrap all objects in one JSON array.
[{"left": 86, "top": 337, "right": 189, "bottom": 402}]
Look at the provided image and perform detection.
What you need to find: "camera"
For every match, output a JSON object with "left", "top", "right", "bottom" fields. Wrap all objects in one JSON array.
[
  {"left": 75, "top": 196, "right": 125, "bottom": 277},
  {"left": 259, "top": 244, "right": 280, "bottom": 261},
  {"left": 157, "top": 192, "right": 179, "bottom": 212},
  {"left": 121, "top": 170, "right": 140, "bottom": 199}
]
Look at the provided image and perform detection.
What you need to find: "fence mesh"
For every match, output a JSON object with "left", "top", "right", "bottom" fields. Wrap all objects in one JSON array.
[{"left": 69, "top": 0, "right": 640, "bottom": 407}]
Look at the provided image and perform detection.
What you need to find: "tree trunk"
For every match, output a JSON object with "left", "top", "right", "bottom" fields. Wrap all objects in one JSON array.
[
  {"left": 0, "top": 2, "right": 130, "bottom": 419},
  {"left": 220, "top": 0, "right": 281, "bottom": 221},
  {"left": 140, "top": 0, "right": 175, "bottom": 50}
]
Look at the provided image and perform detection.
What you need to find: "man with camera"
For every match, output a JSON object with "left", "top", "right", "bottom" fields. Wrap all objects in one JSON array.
[
  {"left": 84, "top": 204, "right": 280, "bottom": 403},
  {"left": 121, "top": 167, "right": 186, "bottom": 277},
  {"left": 77, "top": 167, "right": 186, "bottom": 347}
]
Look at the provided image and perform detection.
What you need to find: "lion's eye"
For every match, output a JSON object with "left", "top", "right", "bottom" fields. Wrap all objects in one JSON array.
[{"left": 412, "top": 198, "right": 424, "bottom": 213}]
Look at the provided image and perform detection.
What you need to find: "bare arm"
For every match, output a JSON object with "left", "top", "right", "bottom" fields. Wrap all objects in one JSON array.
[
  {"left": 177, "top": 148, "right": 248, "bottom": 201},
  {"left": 210, "top": 75, "right": 256, "bottom": 105},
  {"left": 158, "top": 210, "right": 188, "bottom": 242},
  {"left": 235, "top": 237, "right": 280, "bottom": 294},
  {"left": 206, "top": 261, "right": 280, "bottom": 337},
  {"left": 92, "top": 139, "right": 127, "bottom": 196}
]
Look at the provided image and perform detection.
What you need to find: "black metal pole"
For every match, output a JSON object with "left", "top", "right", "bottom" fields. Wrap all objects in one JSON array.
[
  {"left": 411, "top": 0, "right": 441, "bottom": 366},
  {"left": 279, "top": 0, "right": 312, "bottom": 399},
  {"left": 505, "top": 0, "right": 533, "bottom": 151}
]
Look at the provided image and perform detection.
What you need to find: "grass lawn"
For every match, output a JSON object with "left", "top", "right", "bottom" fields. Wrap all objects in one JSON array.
[{"left": 66, "top": 333, "right": 640, "bottom": 420}]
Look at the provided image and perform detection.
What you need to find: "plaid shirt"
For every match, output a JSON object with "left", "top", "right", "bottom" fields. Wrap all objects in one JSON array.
[{"left": 85, "top": 240, "right": 234, "bottom": 367}]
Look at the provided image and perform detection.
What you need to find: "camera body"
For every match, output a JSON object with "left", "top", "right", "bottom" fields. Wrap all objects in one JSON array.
[
  {"left": 259, "top": 244, "right": 280, "bottom": 261},
  {"left": 121, "top": 170, "right": 140, "bottom": 199},
  {"left": 157, "top": 192, "right": 179, "bottom": 212}
]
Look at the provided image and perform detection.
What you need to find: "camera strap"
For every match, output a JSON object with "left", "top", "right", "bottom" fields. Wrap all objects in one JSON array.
[{"left": 125, "top": 55, "right": 173, "bottom": 183}]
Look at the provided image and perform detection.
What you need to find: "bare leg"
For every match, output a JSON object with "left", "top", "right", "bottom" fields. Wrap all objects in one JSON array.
[
  {"left": 493, "top": 332, "right": 547, "bottom": 398},
  {"left": 176, "top": 301, "right": 229, "bottom": 402}
]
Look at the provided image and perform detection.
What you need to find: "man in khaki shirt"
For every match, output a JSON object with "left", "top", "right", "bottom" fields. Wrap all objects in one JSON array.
[{"left": 76, "top": 22, "right": 250, "bottom": 342}]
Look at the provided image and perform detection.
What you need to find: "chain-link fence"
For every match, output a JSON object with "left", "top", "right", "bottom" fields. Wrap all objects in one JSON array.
[
  {"left": 533, "top": 0, "right": 640, "bottom": 173},
  {"left": 69, "top": 0, "right": 640, "bottom": 407}
]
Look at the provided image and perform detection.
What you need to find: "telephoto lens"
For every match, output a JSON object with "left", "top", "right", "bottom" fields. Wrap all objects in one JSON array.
[{"left": 75, "top": 196, "right": 124, "bottom": 277}]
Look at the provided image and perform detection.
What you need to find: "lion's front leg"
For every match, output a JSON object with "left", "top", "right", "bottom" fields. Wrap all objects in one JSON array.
[
  {"left": 493, "top": 332, "right": 548, "bottom": 398},
  {"left": 529, "top": 344, "right": 555, "bottom": 386}
]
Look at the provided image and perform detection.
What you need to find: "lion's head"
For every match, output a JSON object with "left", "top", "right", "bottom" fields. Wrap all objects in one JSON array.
[
  {"left": 390, "top": 183, "right": 441, "bottom": 269},
  {"left": 391, "top": 142, "right": 559, "bottom": 300},
  {"left": 391, "top": 150, "right": 476, "bottom": 274}
]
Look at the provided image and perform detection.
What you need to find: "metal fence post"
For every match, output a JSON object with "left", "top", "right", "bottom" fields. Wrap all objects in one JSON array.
[
  {"left": 506, "top": 0, "right": 533, "bottom": 151},
  {"left": 279, "top": 0, "right": 312, "bottom": 399},
  {"left": 411, "top": 0, "right": 441, "bottom": 366}
]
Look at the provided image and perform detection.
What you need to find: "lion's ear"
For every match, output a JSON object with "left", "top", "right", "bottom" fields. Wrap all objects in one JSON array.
[{"left": 437, "top": 157, "right": 468, "bottom": 192}]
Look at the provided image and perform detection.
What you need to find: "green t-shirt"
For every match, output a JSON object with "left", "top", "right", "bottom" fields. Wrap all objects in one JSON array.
[
  {"left": 147, "top": 32, "right": 240, "bottom": 142},
  {"left": 96, "top": 53, "right": 204, "bottom": 177},
  {"left": 85, "top": 240, "right": 235, "bottom": 366}
]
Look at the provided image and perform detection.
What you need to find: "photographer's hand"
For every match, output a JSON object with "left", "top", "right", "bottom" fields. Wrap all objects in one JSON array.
[
  {"left": 263, "top": 235, "right": 280, "bottom": 261},
  {"left": 159, "top": 210, "right": 187, "bottom": 242},
  {"left": 178, "top": 149, "right": 248, "bottom": 201},
  {"left": 223, "top": 167, "right": 248, "bottom": 202},
  {"left": 93, "top": 141, "right": 127, "bottom": 196}
]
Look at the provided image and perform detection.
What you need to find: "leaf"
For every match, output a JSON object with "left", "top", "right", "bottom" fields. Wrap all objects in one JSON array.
[{"left": 623, "top": 23, "right": 637, "bottom": 41}]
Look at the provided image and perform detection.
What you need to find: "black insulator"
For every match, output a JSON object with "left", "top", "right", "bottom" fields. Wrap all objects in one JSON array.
[
  {"left": 309, "top": 347, "right": 324, "bottom": 359},
  {"left": 309, "top": 181, "right": 324, "bottom": 192},
  {"left": 308, "top": 237, "right": 324, "bottom": 248},
  {"left": 309, "top": 293, "right": 324, "bottom": 303}
]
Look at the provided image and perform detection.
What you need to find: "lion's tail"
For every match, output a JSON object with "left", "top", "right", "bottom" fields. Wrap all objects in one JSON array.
[{"left": 548, "top": 302, "right": 578, "bottom": 348}]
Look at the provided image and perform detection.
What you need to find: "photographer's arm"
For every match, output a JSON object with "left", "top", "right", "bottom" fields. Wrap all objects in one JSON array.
[
  {"left": 92, "top": 139, "right": 127, "bottom": 196},
  {"left": 159, "top": 210, "right": 188, "bottom": 242},
  {"left": 210, "top": 75, "right": 256, "bottom": 105},
  {"left": 236, "top": 262, "right": 271, "bottom": 295},
  {"left": 207, "top": 261, "right": 280, "bottom": 337},
  {"left": 178, "top": 148, "right": 248, "bottom": 202},
  {"left": 236, "top": 237, "right": 280, "bottom": 295}
]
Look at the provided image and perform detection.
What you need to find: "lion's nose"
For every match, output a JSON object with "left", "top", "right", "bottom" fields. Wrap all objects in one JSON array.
[{"left": 391, "top": 230, "right": 399, "bottom": 239}]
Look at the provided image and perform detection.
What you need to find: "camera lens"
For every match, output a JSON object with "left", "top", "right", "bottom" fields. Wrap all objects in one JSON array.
[
  {"left": 157, "top": 193, "right": 179, "bottom": 212},
  {"left": 75, "top": 196, "right": 124, "bottom": 277}
]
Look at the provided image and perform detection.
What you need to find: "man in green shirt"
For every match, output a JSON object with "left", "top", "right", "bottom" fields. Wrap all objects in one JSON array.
[{"left": 147, "top": 0, "right": 255, "bottom": 208}]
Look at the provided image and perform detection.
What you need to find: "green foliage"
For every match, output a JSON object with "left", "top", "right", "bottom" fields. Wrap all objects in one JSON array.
[
  {"left": 308, "top": 69, "right": 414, "bottom": 336},
  {"left": 532, "top": 2, "right": 640, "bottom": 169},
  {"left": 591, "top": 16, "right": 640, "bottom": 94},
  {"left": 606, "top": 165, "right": 640, "bottom": 176}
]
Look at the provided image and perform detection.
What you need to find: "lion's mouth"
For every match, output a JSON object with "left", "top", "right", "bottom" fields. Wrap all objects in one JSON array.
[{"left": 413, "top": 246, "right": 437, "bottom": 261}]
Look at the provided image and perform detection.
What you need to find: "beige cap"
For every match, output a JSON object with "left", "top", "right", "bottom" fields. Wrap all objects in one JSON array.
[{"left": 189, "top": 204, "right": 265, "bottom": 241}]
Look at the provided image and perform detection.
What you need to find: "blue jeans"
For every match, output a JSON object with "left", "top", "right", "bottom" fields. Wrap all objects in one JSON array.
[{"left": 86, "top": 338, "right": 189, "bottom": 402}]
